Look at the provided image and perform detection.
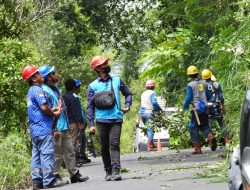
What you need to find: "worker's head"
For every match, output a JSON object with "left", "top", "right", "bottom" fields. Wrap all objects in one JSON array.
[
  {"left": 22, "top": 65, "right": 43, "bottom": 86},
  {"left": 38, "top": 65, "right": 58, "bottom": 85},
  {"left": 201, "top": 69, "right": 212, "bottom": 80},
  {"left": 187, "top": 65, "right": 199, "bottom": 79},
  {"left": 145, "top": 80, "right": 156, "bottom": 90},
  {"left": 73, "top": 79, "right": 81, "bottom": 94},
  {"left": 90, "top": 55, "right": 111, "bottom": 75},
  {"left": 64, "top": 79, "right": 76, "bottom": 92}
]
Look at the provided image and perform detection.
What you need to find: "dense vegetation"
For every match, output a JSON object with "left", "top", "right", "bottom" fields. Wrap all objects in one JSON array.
[{"left": 0, "top": 0, "right": 249, "bottom": 189}]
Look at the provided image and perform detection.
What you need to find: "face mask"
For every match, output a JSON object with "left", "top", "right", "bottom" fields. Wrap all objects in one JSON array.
[{"left": 102, "top": 65, "right": 111, "bottom": 74}]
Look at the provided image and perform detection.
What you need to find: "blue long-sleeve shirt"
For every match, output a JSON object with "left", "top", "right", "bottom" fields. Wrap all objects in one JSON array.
[
  {"left": 87, "top": 75, "right": 132, "bottom": 127},
  {"left": 183, "top": 80, "right": 211, "bottom": 110}
]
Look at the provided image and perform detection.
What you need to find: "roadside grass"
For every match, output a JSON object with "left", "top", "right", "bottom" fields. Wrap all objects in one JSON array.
[{"left": 0, "top": 134, "right": 31, "bottom": 190}]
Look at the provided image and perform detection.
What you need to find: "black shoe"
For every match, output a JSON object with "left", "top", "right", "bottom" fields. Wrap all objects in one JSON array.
[
  {"left": 43, "top": 178, "right": 65, "bottom": 188},
  {"left": 105, "top": 169, "right": 112, "bottom": 181},
  {"left": 70, "top": 170, "right": 89, "bottom": 183},
  {"left": 76, "top": 162, "right": 83, "bottom": 168},
  {"left": 210, "top": 138, "right": 217, "bottom": 151},
  {"left": 54, "top": 174, "right": 69, "bottom": 185},
  {"left": 111, "top": 169, "right": 122, "bottom": 181},
  {"left": 32, "top": 181, "right": 43, "bottom": 190},
  {"left": 77, "top": 157, "right": 91, "bottom": 164}
]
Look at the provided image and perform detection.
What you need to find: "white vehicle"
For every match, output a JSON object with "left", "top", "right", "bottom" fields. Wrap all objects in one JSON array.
[{"left": 134, "top": 106, "right": 178, "bottom": 152}]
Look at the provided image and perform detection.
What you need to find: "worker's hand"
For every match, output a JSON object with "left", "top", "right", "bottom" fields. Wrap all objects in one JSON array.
[
  {"left": 121, "top": 107, "right": 130, "bottom": 114},
  {"left": 78, "top": 123, "right": 85, "bottom": 131},
  {"left": 89, "top": 126, "right": 96, "bottom": 134},
  {"left": 179, "top": 109, "right": 185, "bottom": 116},
  {"left": 51, "top": 108, "right": 61, "bottom": 118},
  {"left": 54, "top": 131, "right": 61, "bottom": 140}
]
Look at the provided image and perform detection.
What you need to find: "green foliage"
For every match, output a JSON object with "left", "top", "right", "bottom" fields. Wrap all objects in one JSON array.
[
  {"left": 0, "top": 38, "right": 42, "bottom": 136},
  {"left": 0, "top": 134, "right": 31, "bottom": 190},
  {"left": 120, "top": 80, "right": 145, "bottom": 153},
  {"left": 141, "top": 113, "right": 191, "bottom": 149}
]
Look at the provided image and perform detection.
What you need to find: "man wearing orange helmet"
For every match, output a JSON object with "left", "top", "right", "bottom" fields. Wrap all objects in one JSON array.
[
  {"left": 88, "top": 55, "right": 132, "bottom": 181},
  {"left": 22, "top": 66, "right": 64, "bottom": 189},
  {"left": 181, "top": 66, "right": 217, "bottom": 154},
  {"left": 202, "top": 69, "right": 229, "bottom": 145},
  {"left": 139, "top": 80, "right": 162, "bottom": 151}
]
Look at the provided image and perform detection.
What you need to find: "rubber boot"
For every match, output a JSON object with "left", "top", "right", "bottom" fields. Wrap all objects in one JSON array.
[
  {"left": 105, "top": 169, "right": 112, "bottom": 181},
  {"left": 192, "top": 142, "right": 202, "bottom": 154},
  {"left": 147, "top": 140, "right": 157, "bottom": 151},
  {"left": 224, "top": 136, "right": 230, "bottom": 146},
  {"left": 207, "top": 133, "right": 217, "bottom": 151}
]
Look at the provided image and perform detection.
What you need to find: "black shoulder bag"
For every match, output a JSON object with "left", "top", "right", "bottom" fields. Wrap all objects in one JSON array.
[{"left": 93, "top": 78, "right": 116, "bottom": 109}]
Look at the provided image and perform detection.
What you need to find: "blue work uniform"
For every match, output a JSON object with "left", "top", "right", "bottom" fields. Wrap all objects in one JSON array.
[
  {"left": 183, "top": 78, "right": 212, "bottom": 143},
  {"left": 27, "top": 85, "right": 55, "bottom": 186},
  {"left": 207, "top": 80, "right": 227, "bottom": 137}
]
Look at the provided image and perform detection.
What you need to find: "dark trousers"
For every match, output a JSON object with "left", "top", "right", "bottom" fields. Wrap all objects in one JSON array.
[{"left": 96, "top": 122, "right": 122, "bottom": 171}]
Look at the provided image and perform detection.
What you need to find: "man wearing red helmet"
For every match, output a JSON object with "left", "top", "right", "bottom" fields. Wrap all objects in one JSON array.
[
  {"left": 21, "top": 66, "right": 64, "bottom": 189},
  {"left": 88, "top": 55, "right": 132, "bottom": 181},
  {"left": 139, "top": 80, "right": 162, "bottom": 151}
]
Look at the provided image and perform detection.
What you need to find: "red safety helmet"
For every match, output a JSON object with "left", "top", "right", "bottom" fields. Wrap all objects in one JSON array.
[
  {"left": 145, "top": 80, "right": 156, "bottom": 87},
  {"left": 90, "top": 55, "right": 110, "bottom": 70},
  {"left": 21, "top": 65, "right": 38, "bottom": 81}
]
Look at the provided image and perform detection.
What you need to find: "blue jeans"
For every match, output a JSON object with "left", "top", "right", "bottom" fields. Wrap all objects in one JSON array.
[
  {"left": 140, "top": 113, "right": 154, "bottom": 141},
  {"left": 32, "top": 135, "right": 55, "bottom": 186},
  {"left": 189, "top": 112, "right": 211, "bottom": 143}
]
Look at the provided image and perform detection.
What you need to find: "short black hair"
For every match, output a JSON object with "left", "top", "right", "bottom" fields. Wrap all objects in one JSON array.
[
  {"left": 189, "top": 73, "right": 198, "bottom": 79},
  {"left": 64, "top": 79, "right": 76, "bottom": 91}
]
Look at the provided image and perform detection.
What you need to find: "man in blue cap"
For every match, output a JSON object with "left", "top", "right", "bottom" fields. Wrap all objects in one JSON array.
[
  {"left": 73, "top": 79, "right": 92, "bottom": 164},
  {"left": 38, "top": 66, "right": 89, "bottom": 184}
]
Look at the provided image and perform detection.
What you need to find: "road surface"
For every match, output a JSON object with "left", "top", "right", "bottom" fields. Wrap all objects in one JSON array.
[{"left": 53, "top": 147, "right": 228, "bottom": 190}]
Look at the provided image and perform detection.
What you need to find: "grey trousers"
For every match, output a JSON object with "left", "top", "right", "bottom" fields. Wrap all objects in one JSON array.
[
  {"left": 54, "top": 130, "right": 78, "bottom": 177},
  {"left": 69, "top": 123, "right": 80, "bottom": 157}
]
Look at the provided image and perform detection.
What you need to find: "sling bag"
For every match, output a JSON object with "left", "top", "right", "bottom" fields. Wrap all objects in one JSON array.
[{"left": 93, "top": 78, "right": 116, "bottom": 109}]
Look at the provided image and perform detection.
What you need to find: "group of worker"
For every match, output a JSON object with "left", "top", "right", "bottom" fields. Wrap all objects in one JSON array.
[
  {"left": 181, "top": 66, "right": 228, "bottom": 154},
  {"left": 22, "top": 55, "right": 132, "bottom": 189},
  {"left": 22, "top": 53, "right": 228, "bottom": 189},
  {"left": 138, "top": 66, "right": 228, "bottom": 154}
]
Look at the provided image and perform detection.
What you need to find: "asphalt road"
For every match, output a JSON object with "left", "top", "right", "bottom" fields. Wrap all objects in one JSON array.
[{"left": 53, "top": 147, "right": 229, "bottom": 190}]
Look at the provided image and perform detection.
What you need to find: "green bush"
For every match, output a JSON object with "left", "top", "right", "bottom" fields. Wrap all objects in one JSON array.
[{"left": 0, "top": 134, "right": 31, "bottom": 190}]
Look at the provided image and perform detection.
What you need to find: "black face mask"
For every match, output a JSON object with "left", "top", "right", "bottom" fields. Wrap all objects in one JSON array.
[{"left": 102, "top": 65, "right": 111, "bottom": 74}]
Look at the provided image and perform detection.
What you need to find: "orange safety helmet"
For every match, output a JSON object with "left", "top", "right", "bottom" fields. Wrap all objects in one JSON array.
[
  {"left": 145, "top": 80, "right": 156, "bottom": 87},
  {"left": 90, "top": 55, "right": 110, "bottom": 70},
  {"left": 21, "top": 65, "right": 38, "bottom": 81}
]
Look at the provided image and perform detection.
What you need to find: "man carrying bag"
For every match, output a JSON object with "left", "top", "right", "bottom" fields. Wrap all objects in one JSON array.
[{"left": 87, "top": 55, "right": 132, "bottom": 181}]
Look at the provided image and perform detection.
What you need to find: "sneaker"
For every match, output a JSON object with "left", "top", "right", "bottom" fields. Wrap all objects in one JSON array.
[
  {"left": 77, "top": 157, "right": 91, "bottom": 164},
  {"left": 111, "top": 169, "right": 122, "bottom": 181},
  {"left": 54, "top": 174, "right": 69, "bottom": 185},
  {"left": 105, "top": 169, "right": 112, "bottom": 181},
  {"left": 32, "top": 181, "right": 43, "bottom": 190},
  {"left": 43, "top": 178, "right": 65, "bottom": 188},
  {"left": 70, "top": 170, "right": 89, "bottom": 183},
  {"left": 76, "top": 162, "right": 83, "bottom": 168}
]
